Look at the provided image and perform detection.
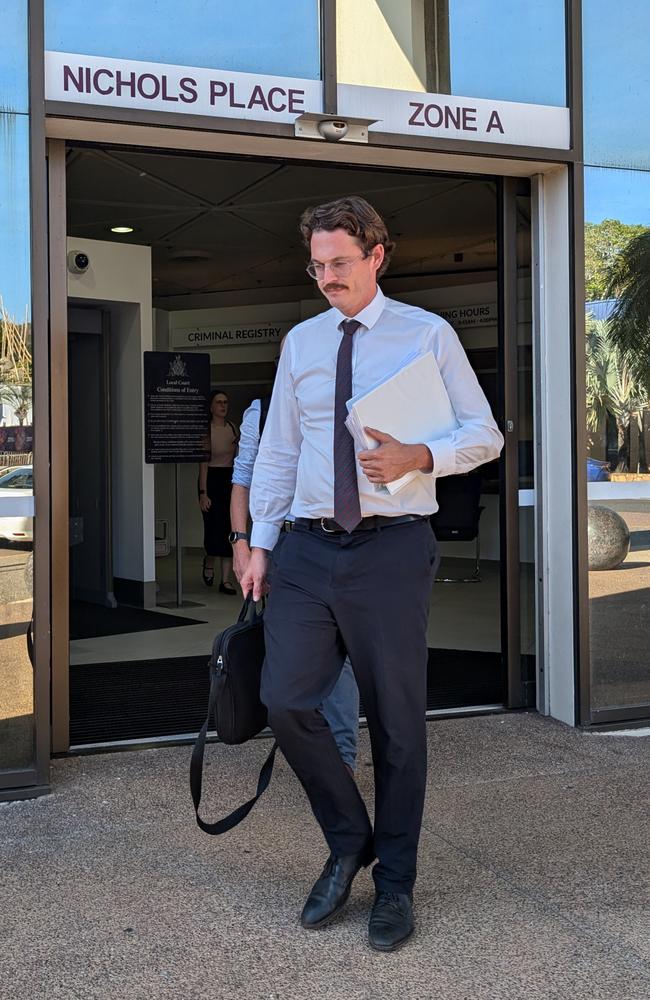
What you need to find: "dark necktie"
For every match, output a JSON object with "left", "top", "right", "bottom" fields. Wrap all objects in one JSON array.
[{"left": 334, "top": 319, "right": 362, "bottom": 532}]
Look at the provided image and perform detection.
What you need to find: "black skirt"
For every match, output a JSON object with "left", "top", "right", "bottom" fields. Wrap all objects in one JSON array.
[{"left": 201, "top": 466, "right": 233, "bottom": 557}]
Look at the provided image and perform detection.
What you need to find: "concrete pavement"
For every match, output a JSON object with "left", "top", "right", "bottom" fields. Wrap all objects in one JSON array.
[{"left": 1, "top": 712, "right": 649, "bottom": 1000}]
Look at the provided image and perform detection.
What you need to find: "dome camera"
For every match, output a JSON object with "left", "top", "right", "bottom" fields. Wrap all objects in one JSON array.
[
  {"left": 67, "top": 250, "right": 90, "bottom": 274},
  {"left": 317, "top": 119, "right": 349, "bottom": 142}
]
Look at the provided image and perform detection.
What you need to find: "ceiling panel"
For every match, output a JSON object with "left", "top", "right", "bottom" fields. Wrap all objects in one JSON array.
[
  {"left": 66, "top": 149, "right": 201, "bottom": 208},
  {"left": 110, "top": 150, "right": 279, "bottom": 205},
  {"left": 159, "top": 208, "right": 294, "bottom": 251},
  {"left": 66, "top": 146, "right": 500, "bottom": 303}
]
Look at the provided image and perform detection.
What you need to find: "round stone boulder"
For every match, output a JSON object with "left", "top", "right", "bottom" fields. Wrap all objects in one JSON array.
[{"left": 588, "top": 504, "right": 630, "bottom": 571}]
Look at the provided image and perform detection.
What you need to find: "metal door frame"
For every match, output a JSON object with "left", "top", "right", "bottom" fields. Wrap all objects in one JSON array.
[
  {"left": 498, "top": 177, "right": 525, "bottom": 708},
  {"left": 46, "top": 121, "right": 573, "bottom": 751}
]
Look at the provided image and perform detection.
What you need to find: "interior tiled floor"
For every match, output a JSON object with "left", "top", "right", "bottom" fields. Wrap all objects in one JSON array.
[{"left": 70, "top": 549, "right": 519, "bottom": 666}]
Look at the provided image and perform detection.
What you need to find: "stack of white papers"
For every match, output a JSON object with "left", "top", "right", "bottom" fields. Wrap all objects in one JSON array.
[{"left": 345, "top": 351, "right": 458, "bottom": 495}]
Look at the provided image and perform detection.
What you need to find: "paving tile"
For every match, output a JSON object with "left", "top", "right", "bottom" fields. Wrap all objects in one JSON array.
[
  {"left": 422, "top": 762, "right": 650, "bottom": 965},
  {"left": 4, "top": 796, "right": 650, "bottom": 1000},
  {"left": 423, "top": 713, "right": 650, "bottom": 788},
  {"left": 2, "top": 716, "right": 650, "bottom": 999}
]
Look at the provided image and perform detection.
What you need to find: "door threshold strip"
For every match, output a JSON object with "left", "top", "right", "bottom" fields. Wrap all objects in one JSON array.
[{"left": 65, "top": 703, "right": 508, "bottom": 755}]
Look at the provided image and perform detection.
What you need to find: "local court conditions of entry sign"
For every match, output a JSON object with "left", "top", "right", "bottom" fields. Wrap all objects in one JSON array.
[
  {"left": 143, "top": 351, "right": 211, "bottom": 607},
  {"left": 144, "top": 351, "right": 211, "bottom": 465}
]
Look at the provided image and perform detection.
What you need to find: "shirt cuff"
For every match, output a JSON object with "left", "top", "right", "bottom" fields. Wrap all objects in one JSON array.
[
  {"left": 231, "top": 470, "right": 253, "bottom": 488},
  {"left": 250, "top": 521, "right": 281, "bottom": 550},
  {"left": 424, "top": 438, "right": 456, "bottom": 479}
]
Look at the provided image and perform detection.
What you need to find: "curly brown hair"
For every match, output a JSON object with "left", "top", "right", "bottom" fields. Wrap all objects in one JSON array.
[{"left": 299, "top": 195, "right": 395, "bottom": 278}]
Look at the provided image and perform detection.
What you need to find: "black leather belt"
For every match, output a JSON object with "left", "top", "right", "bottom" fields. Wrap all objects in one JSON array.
[{"left": 290, "top": 514, "right": 428, "bottom": 535}]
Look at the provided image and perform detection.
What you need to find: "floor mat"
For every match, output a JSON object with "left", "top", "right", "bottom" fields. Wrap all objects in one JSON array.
[
  {"left": 69, "top": 648, "right": 507, "bottom": 745},
  {"left": 70, "top": 655, "right": 210, "bottom": 744},
  {"left": 427, "top": 648, "right": 506, "bottom": 708},
  {"left": 69, "top": 601, "right": 206, "bottom": 641}
]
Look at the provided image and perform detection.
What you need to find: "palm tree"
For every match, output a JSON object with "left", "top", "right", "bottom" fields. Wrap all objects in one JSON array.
[
  {"left": 0, "top": 382, "right": 32, "bottom": 425},
  {"left": 585, "top": 316, "right": 649, "bottom": 471},
  {"left": 586, "top": 318, "right": 612, "bottom": 433},
  {"left": 0, "top": 300, "right": 32, "bottom": 427},
  {"left": 605, "top": 229, "right": 650, "bottom": 396}
]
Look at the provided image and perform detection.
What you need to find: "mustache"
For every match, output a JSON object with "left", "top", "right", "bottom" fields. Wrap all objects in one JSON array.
[{"left": 324, "top": 283, "right": 348, "bottom": 292}]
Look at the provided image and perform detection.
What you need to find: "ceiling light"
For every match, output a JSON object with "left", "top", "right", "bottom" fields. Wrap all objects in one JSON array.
[{"left": 110, "top": 225, "right": 134, "bottom": 234}]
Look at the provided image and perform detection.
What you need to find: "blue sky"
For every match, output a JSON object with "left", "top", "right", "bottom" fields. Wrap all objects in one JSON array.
[
  {"left": 1, "top": 2, "right": 28, "bottom": 114},
  {"left": 585, "top": 167, "right": 650, "bottom": 227},
  {"left": 0, "top": 115, "right": 31, "bottom": 322}
]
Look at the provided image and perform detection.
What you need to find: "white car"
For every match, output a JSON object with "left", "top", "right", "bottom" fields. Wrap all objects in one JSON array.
[{"left": 0, "top": 465, "right": 33, "bottom": 543}]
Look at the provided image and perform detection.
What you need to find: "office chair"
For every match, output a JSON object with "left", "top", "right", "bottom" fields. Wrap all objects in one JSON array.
[{"left": 430, "top": 472, "right": 484, "bottom": 582}]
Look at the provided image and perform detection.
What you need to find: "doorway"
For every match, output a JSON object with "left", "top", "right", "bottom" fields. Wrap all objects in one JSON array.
[
  {"left": 62, "top": 144, "right": 534, "bottom": 745},
  {"left": 68, "top": 307, "right": 113, "bottom": 610}
]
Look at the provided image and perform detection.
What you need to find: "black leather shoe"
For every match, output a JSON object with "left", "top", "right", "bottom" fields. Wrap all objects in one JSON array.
[
  {"left": 301, "top": 848, "right": 372, "bottom": 929},
  {"left": 368, "top": 892, "right": 414, "bottom": 952},
  {"left": 201, "top": 558, "right": 214, "bottom": 587}
]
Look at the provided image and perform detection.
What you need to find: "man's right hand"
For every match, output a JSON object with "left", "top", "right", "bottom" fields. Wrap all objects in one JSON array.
[
  {"left": 240, "top": 547, "right": 270, "bottom": 602},
  {"left": 232, "top": 542, "right": 251, "bottom": 587}
]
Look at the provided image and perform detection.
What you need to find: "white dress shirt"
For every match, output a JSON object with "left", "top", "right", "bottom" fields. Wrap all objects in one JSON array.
[{"left": 249, "top": 286, "right": 504, "bottom": 550}]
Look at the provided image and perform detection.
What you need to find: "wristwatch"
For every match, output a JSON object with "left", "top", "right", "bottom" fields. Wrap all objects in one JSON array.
[{"left": 228, "top": 531, "right": 250, "bottom": 544}]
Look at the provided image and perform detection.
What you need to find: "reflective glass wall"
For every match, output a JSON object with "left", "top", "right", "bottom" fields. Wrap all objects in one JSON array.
[
  {"left": 0, "top": 2, "right": 35, "bottom": 777},
  {"left": 337, "top": 0, "right": 566, "bottom": 106},
  {"left": 583, "top": 1, "right": 650, "bottom": 718},
  {"left": 45, "top": 0, "right": 322, "bottom": 80}
]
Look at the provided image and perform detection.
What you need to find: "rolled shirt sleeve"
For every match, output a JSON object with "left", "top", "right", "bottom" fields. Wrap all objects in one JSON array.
[
  {"left": 424, "top": 321, "right": 504, "bottom": 479},
  {"left": 232, "top": 399, "right": 261, "bottom": 488},
  {"left": 249, "top": 336, "right": 302, "bottom": 550}
]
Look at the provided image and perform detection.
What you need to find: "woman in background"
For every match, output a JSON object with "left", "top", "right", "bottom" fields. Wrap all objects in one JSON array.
[{"left": 198, "top": 389, "right": 238, "bottom": 593}]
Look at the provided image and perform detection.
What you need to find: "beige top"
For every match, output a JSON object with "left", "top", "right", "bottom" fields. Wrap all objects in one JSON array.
[{"left": 208, "top": 421, "right": 237, "bottom": 467}]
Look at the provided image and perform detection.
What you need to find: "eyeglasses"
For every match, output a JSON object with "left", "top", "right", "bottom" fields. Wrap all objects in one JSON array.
[{"left": 306, "top": 253, "right": 368, "bottom": 280}]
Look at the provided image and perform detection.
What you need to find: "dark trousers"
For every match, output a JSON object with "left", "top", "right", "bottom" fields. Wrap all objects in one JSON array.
[
  {"left": 200, "top": 466, "right": 233, "bottom": 557},
  {"left": 261, "top": 517, "right": 439, "bottom": 893}
]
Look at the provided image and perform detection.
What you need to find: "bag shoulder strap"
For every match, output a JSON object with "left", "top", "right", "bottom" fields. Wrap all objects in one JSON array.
[
  {"left": 189, "top": 663, "right": 277, "bottom": 835},
  {"left": 258, "top": 394, "right": 272, "bottom": 438}
]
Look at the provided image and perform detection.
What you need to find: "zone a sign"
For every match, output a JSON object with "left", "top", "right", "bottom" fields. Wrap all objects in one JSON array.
[
  {"left": 338, "top": 83, "right": 570, "bottom": 150},
  {"left": 45, "top": 52, "right": 322, "bottom": 124}
]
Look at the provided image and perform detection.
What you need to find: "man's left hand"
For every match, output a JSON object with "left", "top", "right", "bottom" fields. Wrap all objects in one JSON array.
[{"left": 358, "top": 428, "right": 433, "bottom": 485}]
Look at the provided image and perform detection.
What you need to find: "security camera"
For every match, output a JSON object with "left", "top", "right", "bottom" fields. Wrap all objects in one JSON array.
[
  {"left": 67, "top": 250, "right": 90, "bottom": 274},
  {"left": 317, "top": 119, "right": 349, "bottom": 142}
]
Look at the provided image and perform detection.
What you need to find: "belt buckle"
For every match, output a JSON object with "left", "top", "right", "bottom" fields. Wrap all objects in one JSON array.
[{"left": 320, "top": 517, "right": 337, "bottom": 534}]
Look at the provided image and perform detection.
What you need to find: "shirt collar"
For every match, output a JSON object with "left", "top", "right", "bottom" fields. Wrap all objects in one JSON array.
[{"left": 335, "top": 286, "right": 385, "bottom": 332}]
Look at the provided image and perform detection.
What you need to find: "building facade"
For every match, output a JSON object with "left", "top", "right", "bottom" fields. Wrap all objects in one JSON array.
[{"left": 1, "top": 1, "right": 648, "bottom": 802}]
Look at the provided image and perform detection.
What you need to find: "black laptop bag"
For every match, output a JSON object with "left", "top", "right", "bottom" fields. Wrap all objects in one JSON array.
[{"left": 190, "top": 596, "right": 278, "bottom": 835}]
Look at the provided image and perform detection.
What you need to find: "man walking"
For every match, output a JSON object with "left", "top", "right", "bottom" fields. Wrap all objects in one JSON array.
[{"left": 241, "top": 196, "right": 503, "bottom": 951}]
